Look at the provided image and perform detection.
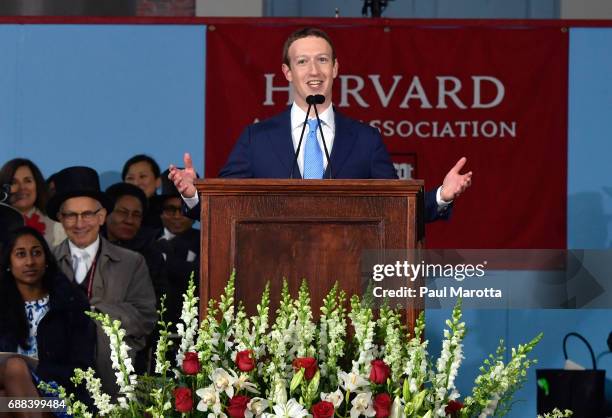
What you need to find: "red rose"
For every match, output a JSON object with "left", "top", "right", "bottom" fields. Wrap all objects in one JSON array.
[
  {"left": 373, "top": 393, "right": 392, "bottom": 418},
  {"left": 228, "top": 395, "right": 251, "bottom": 418},
  {"left": 173, "top": 387, "right": 193, "bottom": 413},
  {"left": 311, "top": 401, "right": 335, "bottom": 418},
  {"left": 182, "top": 352, "right": 200, "bottom": 375},
  {"left": 292, "top": 357, "right": 318, "bottom": 380},
  {"left": 369, "top": 359, "right": 391, "bottom": 384},
  {"left": 445, "top": 400, "right": 464, "bottom": 417},
  {"left": 236, "top": 350, "right": 256, "bottom": 372}
]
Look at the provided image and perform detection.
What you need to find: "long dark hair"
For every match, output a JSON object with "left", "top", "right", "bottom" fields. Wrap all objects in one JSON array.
[
  {"left": 0, "top": 158, "right": 49, "bottom": 215},
  {"left": 0, "top": 226, "right": 56, "bottom": 348}
]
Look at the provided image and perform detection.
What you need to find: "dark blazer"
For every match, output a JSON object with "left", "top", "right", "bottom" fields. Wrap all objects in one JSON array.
[
  {"left": 153, "top": 228, "right": 199, "bottom": 326},
  {"left": 189, "top": 108, "right": 449, "bottom": 222},
  {"left": 0, "top": 273, "right": 96, "bottom": 394}
]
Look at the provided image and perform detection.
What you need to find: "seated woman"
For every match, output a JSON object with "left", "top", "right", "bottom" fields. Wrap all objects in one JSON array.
[
  {"left": 0, "top": 159, "right": 66, "bottom": 247},
  {"left": 0, "top": 226, "right": 96, "bottom": 411}
]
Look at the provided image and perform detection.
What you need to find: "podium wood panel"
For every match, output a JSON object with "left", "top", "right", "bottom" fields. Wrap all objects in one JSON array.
[{"left": 196, "top": 179, "right": 424, "bottom": 328}]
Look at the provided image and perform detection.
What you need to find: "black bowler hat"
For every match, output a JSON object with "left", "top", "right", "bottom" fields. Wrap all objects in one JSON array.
[
  {"left": 0, "top": 202, "right": 24, "bottom": 246},
  {"left": 105, "top": 182, "right": 148, "bottom": 212},
  {"left": 46, "top": 166, "right": 113, "bottom": 221}
]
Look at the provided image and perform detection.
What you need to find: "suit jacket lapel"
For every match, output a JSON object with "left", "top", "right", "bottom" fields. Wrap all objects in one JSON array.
[
  {"left": 268, "top": 108, "right": 302, "bottom": 178},
  {"left": 327, "top": 110, "right": 355, "bottom": 178}
]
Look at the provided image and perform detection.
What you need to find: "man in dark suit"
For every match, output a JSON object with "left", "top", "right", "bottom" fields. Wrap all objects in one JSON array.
[{"left": 170, "top": 27, "right": 472, "bottom": 221}]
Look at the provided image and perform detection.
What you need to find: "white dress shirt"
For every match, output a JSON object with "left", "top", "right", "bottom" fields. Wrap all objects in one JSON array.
[
  {"left": 69, "top": 236, "right": 100, "bottom": 283},
  {"left": 290, "top": 102, "right": 335, "bottom": 177}
]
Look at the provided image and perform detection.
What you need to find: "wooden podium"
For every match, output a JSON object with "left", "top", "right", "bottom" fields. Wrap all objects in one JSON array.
[{"left": 196, "top": 179, "right": 424, "bottom": 328}]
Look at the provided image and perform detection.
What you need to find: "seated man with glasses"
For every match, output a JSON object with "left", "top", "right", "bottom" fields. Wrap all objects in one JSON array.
[
  {"left": 153, "top": 169, "right": 199, "bottom": 326},
  {"left": 47, "top": 166, "right": 156, "bottom": 397}
]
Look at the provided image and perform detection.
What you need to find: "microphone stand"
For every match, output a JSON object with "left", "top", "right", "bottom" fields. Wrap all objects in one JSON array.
[
  {"left": 289, "top": 102, "right": 313, "bottom": 179},
  {"left": 312, "top": 101, "right": 333, "bottom": 179}
]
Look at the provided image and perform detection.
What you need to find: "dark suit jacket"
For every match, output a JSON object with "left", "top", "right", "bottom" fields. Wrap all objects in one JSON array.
[{"left": 190, "top": 108, "right": 450, "bottom": 222}]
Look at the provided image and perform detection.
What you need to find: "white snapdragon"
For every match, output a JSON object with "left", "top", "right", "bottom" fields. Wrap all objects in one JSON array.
[
  {"left": 176, "top": 278, "right": 199, "bottom": 367},
  {"left": 99, "top": 316, "right": 137, "bottom": 402},
  {"left": 348, "top": 296, "right": 376, "bottom": 375},
  {"left": 73, "top": 368, "right": 115, "bottom": 415},
  {"left": 350, "top": 392, "right": 376, "bottom": 418}
]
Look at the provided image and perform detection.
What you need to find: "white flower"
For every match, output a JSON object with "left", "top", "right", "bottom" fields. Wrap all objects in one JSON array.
[
  {"left": 321, "top": 388, "right": 344, "bottom": 408},
  {"left": 350, "top": 392, "right": 375, "bottom": 418},
  {"left": 246, "top": 397, "right": 269, "bottom": 418},
  {"left": 338, "top": 371, "right": 369, "bottom": 392},
  {"left": 272, "top": 378, "right": 288, "bottom": 405},
  {"left": 234, "top": 373, "right": 260, "bottom": 394},
  {"left": 211, "top": 368, "right": 237, "bottom": 398},
  {"left": 389, "top": 396, "right": 404, "bottom": 418},
  {"left": 196, "top": 386, "right": 223, "bottom": 414},
  {"left": 263, "top": 399, "right": 309, "bottom": 418}
]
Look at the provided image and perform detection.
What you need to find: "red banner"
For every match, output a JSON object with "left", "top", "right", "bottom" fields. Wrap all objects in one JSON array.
[{"left": 205, "top": 21, "right": 568, "bottom": 249}]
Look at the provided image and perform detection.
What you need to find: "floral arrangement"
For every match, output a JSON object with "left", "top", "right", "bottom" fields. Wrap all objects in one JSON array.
[{"left": 46, "top": 273, "right": 551, "bottom": 418}]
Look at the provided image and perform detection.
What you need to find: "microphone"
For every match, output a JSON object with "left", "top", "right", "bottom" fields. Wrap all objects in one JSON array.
[
  {"left": 289, "top": 100, "right": 313, "bottom": 179},
  {"left": 307, "top": 94, "right": 325, "bottom": 105},
  {"left": 310, "top": 95, "right": 333, "bottom": 179}
]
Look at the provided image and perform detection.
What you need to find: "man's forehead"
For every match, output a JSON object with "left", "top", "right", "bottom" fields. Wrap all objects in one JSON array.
[
  {"left": 288, "top": 36, "right": 333, "bottom": 57},
  {"left": 63, "top": 196, "right": 101, "bottom": 210},
  {"left": 115, "top": 195, "right": 143, "bottom": 210}
]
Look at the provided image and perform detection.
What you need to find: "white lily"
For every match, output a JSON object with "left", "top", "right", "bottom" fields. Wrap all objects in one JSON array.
[
  {"left": 350, "top": 392, "right": 376, "bottom": 418},
  {"left": 196, "top": 386, "right": 223, "bottom": 415},
  {"left": 338, "top": 371, "right": 369, "bottom": 393},
  {"left": 234, "top": 373, "right": 260, "bottom": 394},
  {"left": 321, "top": 388, "right": 344, "bottom": 408},
  {"left": 211, "top": 368, "right": 237, "bottom": 398},
  {"left": 263, "top": 399, "right": 309, "bottom": 418},
  {"left": 245, "top": 397, "right": 270, "bottom": 418}
]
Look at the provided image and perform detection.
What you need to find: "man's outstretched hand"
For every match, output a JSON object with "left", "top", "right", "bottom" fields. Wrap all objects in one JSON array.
[
  {"left": 168, "top": 152, "right": 198, "bottom": 198},
  {"left": 440, "top": 157, "right": 472, "bottom": 202}
]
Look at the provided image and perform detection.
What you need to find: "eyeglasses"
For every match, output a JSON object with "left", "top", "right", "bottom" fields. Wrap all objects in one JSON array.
[
  {"left": 113, "top": 208, "right": 143, "bottom": 221},
  {"left": 60, "top": 208, "right": 102, "bottom": 224},
  {"left": 162, "top": 205, "right": 183, "bottom": 216}
]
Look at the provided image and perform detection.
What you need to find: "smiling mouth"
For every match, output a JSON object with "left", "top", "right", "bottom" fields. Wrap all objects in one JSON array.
[{"left": 307, "top": 80, "right": 323, "bottom": 88}]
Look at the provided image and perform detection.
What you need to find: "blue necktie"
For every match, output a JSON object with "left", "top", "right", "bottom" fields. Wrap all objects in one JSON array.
[{"left": 303, "top": 119, "right": 324, "bottom": 179}]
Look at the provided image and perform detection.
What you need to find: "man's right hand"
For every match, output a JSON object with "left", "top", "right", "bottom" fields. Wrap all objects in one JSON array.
[{"left": 168, "top": 153, "right": 197, "bottom": 198}]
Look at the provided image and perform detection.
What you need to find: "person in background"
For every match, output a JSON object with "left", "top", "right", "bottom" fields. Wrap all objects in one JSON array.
[
  {"left": 154, "top": 169, "right": 199, "bottom": 326},
  {"left": 122, "top": 154, "right": 162, "bottom": 228},
  {"left": 0, "top": 158, "right": 66, "bottom": 247},
  {"left": 48, "top": 166, "right": 156, "bottom": 396},
  {"left": 104, "top": 182, "right": 169, "bottom": 373},
  {"left": 104, "top": 182, "right": 168, "bottom": 307},
  {"left": 0, "top": 227, "right": 96, "bottom": 410}
]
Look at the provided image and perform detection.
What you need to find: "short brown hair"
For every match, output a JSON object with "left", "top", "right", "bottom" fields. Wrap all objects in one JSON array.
[{"left": 282, "top": 27, "right": 336, "bottom": 67}]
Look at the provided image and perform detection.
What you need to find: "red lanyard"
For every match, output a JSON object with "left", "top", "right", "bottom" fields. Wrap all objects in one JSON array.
[{"left": 85, "top": 250, "right": 100, "bottom": 300}]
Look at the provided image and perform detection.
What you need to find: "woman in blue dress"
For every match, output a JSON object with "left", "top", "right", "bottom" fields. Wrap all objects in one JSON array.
[{"left": 0, "top": 226, "right": 96, "bottom": 415}]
